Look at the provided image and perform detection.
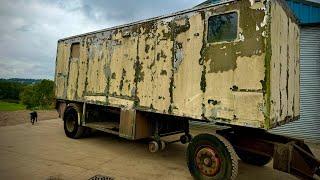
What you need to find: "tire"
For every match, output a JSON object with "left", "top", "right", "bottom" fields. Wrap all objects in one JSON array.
[
  {"left": 236, "top": 148, "right": 272, "bottom": 166},
  {"left": 63, "top": 107, "right": 85, "bottom": 139},
  {"left": 187, "top": 134, "right": 238, "bottom": 180}
]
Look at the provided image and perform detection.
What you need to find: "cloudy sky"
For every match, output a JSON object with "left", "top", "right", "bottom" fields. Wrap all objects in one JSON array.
[
  {"left": 1, "top": 0, "right": 319, "bottom": 80},
  {"left": 0, "top": 0, "right": 204, "bottom": 80}
]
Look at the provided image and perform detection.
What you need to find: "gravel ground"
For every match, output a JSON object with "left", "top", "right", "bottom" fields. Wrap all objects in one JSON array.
[
  {"left": 0, "top": 110, "right": 58, "bottom": 127},
  {"left": 1, "top": 119, "right": 318, "bottom": 180},
  {"left": 0, "top": 112, "right": 318, "bottom": 179}
]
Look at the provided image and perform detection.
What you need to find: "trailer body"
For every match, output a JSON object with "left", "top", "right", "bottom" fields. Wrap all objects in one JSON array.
[
  {"left": 55, "top": 0, "right": 299, "bottom": 131},
  {"left": 55, "top": 1, "right": 320, "bottom": 179}
]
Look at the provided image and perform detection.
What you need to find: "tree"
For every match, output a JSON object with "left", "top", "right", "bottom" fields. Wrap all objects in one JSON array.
[
  {"left": 20, "top": 80, "right": 55, "bottom": 109},
  {"left": 20, "top": 85, "right": 35, "bottom": 109},
  {"left": 0, "top": 80, "right": 25, "bottom": 102}
]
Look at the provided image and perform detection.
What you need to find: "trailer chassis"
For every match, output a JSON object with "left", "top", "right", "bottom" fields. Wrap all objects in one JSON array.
[
  {"left": 215, "top": 126, "right": 320, "bottom": 179},
  {"left": 57, "top": 100, "right": 320, "bottom": 179}
]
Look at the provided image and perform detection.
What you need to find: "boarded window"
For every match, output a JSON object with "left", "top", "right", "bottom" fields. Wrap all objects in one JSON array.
[
  {"left": 207, "top": 12, "right": 238, "bottom": 43},
  {"left": 71, "top": 43, "right": 80, "bottom": 59}
]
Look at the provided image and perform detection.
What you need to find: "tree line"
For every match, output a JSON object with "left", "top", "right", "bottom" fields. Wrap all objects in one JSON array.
[{"left": 0, "top": 79, "right": 55, "bottom": 109}]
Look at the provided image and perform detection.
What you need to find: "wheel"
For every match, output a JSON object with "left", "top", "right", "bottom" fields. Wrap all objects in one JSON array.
[
  {"left": 64, "top": 107, "right": 85, "bottom": 139},
  {"left": 187, "top": 134, "right": 238, "bottom": 180},
  {"left": 160, "top": 140, "right": 166, "bottom": 151},
  {"left": 149, "top": 140, "right": 166, "bottom": 152},
  {"left": 149, "top": 141, "right": 160, "bottom": 153},
  {"left": 235, "top": 148, "right": 272, "bottom": 166},
  {"left": 180, "top": 134, "right": 193, "bottom": 144},
  {"left": 187, "top": 134, "right": 193, "bottom": 141}
]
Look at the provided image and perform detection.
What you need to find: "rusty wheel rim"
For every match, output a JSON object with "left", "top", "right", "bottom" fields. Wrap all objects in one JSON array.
[{"left": 195, "top": 146, "right": 221, "bottom": 177}]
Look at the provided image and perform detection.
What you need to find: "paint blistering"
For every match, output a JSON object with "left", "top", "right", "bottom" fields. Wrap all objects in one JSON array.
[{"left": 55, "top": 0, "right": 300, "bottom": 130}]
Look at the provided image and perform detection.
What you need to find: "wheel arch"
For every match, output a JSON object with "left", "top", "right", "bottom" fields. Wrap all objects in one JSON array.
[{"left": 64, "top": 102, "right": 83, "bottom": 126}]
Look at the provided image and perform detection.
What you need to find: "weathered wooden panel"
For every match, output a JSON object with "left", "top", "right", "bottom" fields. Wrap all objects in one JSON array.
[
  {"left": 270, "top": 0, "right": 300, "bottom": 128},
  {"left": 55, "top": 0, "right": 300, "bottom": 130},
  {"left": 173, "top": 13, "right": 204, "bottom": 119},
  {"left": 77, "top": 40, "right": 89, "bottom": 99},
  {"left": 146, "top": 20, "right": 173, "bottom": 112},
  {"left": 66, "top": 59, "right": 78, "bottom": 100},
  {"left": 135, "top": 112, "right": 153, "bottom": 139},
  {"left": 119, "top": 109, "right": 136, "bottom": 139},
  {"left": 136, "top": 22, "right": 157, "bottom": 108},
  {"left": 86, "top": 36, "right": 108, "bottom": 95},
  {"left": 202, "top": 0, "right": 268, "bottom": 127},
  {"left": 56, "top": 43, "right": 71, "bottom": 99},
  {"left": 109, "top": 30, "right": 137, "bottom": 98}
]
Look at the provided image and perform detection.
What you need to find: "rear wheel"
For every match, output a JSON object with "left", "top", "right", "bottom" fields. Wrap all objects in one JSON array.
[
  {"left": 187, "top": 134, "right": 238, "bottom": 180},
  {"left": 64, "top": 107, "right": 85, "bottom": 139},
  {"left": 236, "top": 148, "right": 272, "bottom": 166}
]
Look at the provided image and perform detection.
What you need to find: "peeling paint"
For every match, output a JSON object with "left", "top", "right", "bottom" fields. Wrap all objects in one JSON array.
[{"left": 55, "top": 0, "right": 300, "bottom": 130}]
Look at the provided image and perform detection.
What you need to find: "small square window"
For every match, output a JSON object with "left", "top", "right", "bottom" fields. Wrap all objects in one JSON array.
[
  {"left": 71, "top": 43, "right": 80, "bottom": 59},
  {"left": 207, "top": 12, "right": 238, "bottom": 43}
]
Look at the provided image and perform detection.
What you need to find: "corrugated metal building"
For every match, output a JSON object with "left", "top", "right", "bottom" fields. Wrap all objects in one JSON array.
[{"left": 192, "top": 0, "right": 320, "bottom": 143}]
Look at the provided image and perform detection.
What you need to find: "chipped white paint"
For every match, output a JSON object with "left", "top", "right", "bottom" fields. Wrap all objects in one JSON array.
[
  {"left": 239, "top": 33, "right": 245, "bottom": 41},
  {"left": 270, "top": 0, "right": 300, "bottom": 126},
  {"left": 256, "top": 25, "right": 260, "bottom": 31},
  {"left": 55, "top": 0, "right": 300, "bottom": 130},
  {"left": 109, "top": 97, "right": 135, "bottom": 109},
  {"left": 249, "top": 0, "right": 255, "bottom": 6},
  {"left": 85, "top": 96, "right": 107, "bottom": 103}
]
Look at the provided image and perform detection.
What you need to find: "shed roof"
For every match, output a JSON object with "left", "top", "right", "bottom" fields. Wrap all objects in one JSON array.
[{"left": 286, "top": 0, "right": 320, "bottom": 24}]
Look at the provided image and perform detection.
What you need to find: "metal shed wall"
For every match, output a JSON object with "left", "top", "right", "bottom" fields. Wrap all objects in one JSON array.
[
  {"left": 285, "top": 0, "right": 320, "bottom": 24},
  {"left": 270, "top": 26, "right": 320, "bottom": 143}
]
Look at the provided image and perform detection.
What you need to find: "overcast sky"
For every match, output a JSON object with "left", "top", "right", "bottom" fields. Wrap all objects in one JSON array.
[
  {"left": 0, "top": 0, "right": 204, "bottom": 80},
  {"left": 1, "top": 0, "right": 319, "bottom": 80}
]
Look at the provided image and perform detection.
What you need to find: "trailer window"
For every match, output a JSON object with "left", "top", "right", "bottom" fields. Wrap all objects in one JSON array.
[
  {"left": 207, "top": 12, "right": 238, "bottom": 43},
  {"left": 71, "top": 43, "right": 80, "bottom": 59}
]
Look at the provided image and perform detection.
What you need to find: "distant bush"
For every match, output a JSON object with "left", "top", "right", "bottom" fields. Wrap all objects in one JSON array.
[
  {"left": 20, "top": 80, "right": 55, "bottom": 109},
  {"left": 0, "top": 80, "right": 26, "bottom": 101}
]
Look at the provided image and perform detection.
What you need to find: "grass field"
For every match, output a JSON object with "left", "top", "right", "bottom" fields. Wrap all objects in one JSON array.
[{"left": 0, "top": 101, "right": 26, "bottom": 111}]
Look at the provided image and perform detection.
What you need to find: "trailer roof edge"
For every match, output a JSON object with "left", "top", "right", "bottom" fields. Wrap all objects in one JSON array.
[{"left": 58, "top": 0, "right": 235, "bottom": 42}]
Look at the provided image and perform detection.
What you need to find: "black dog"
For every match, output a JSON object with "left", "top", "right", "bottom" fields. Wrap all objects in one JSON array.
[{"left": 30, "top": 111, "right": 38, "bottom": 125}]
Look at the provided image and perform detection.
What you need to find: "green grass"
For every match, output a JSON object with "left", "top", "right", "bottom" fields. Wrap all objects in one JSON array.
[{"left": 0, "top": 101, "right": 26, "bottom": 111}]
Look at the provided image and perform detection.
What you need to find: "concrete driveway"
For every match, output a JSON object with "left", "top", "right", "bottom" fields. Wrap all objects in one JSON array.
[{"left": 0, "top": 119, "right": 314, "bottom": 180}]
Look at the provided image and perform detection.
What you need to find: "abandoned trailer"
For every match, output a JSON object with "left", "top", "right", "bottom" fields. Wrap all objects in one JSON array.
[{"left": 54, "top": 0, "right": 320, "bottom": 179}]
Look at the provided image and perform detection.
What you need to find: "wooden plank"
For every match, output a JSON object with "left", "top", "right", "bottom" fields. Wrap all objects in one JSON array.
[
  {"left": 119, "top": 109, "right": 136, "bottom": 139},
  {"left": 85, "top": 122, "right": 119, "bottom": 136}
]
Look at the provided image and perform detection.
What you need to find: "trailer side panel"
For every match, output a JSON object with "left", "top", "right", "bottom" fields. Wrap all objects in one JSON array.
[{"left": 269, "top": 0, "right": 300, "bottom": 128}]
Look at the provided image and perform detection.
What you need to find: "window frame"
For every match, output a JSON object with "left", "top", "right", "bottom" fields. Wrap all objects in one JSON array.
[
  {"left": 70, "top": 42, "right": 80, "bottom": 59},
  {"left": 206, "top": 10, "right": 240, "bottom": 44}
]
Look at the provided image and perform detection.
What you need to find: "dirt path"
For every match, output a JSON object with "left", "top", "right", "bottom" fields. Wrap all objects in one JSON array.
[
  {"left": 0, "top": 110, "right": 58, "bottom": 126},
  {"left": 0, "top": 119, "right": 303, "bottom": 180}
]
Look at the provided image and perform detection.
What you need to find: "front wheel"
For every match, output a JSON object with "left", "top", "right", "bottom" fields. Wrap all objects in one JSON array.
[
  {"left": 187, "top": 134, "right": 238, "bottom": 180},
  {"left": 64, "top": 107, "right": 85, "bottom": 139}
]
